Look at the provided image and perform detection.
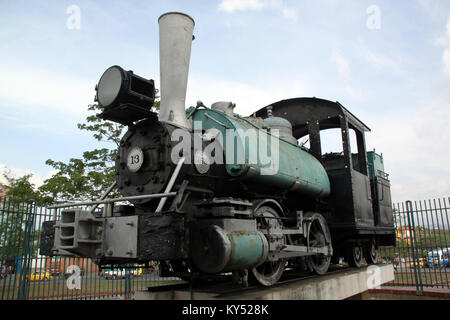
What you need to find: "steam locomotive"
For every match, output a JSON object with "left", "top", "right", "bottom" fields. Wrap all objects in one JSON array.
[{"left": 40, "top": 12, "right": 396, "bottom": 286}]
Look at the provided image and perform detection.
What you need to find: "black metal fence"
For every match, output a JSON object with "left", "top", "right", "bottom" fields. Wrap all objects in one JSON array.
[
  {"left": 2, "top": 196, "right": 449, "bottom": 299},
  {"left": 0, "top": 198, "right": 182, "bottom": 300},
  {"left": 379, "top": 198, "right": 450, "bottom": 293}
]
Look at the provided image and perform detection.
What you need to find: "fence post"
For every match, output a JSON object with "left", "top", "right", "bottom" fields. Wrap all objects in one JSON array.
[
  {"left": 17, "top": 201, "right": 36, "bottom": 300},
  {"left": 406, "top": 200, "right": 423, "bottom": 295},
  {"left": 124, "top": 265, "right": 132, "bottom": 299}
]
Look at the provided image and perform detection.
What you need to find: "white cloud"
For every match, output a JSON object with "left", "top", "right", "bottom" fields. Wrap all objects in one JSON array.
[
  {"left": 186, "top": 73, "right": 309, "bottom": 116},
  {"left": 345, "top": 85, "right": 364, "bottom": 100},
  {"left": 435, "top": 18, "right": 450, "bottom": 77},
  {"left": 0, "top": 163, "right": 56, "bottom": 188},
  {"left": 330, "top": 50, "right": 365, "bottom": 101},
  {"left": 367, "top": 87, "right": 450, "bottom": 202},
  {"left": 365, "top": 50, "right": 402, "bottom": 74},
  {"left": 385, "top": 19, "right": 450, "bottom": 201},
  {"left": 0, "top": 61, "right": 95, "bottom": 116},
  {"left": 444, "top": 48, "right": 450, "bottom": 77},
  {"left": 331, "top": 49, "right": 349, "bottom": 77},
  {"left": 218, "top": 0, "right": 297, "bottom": 22},
  {"left": 218, "top": 0, "right": 266, "bottom": 12},
  {"left": 280, "top": 7, "right": 297, "bottom": 22}
]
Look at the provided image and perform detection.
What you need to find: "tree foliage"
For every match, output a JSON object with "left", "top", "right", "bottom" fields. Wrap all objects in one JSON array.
[
  {"left": 38, "top": 104, "right": 124, "bottom": 204},
  {"left": 2, "top": 171, "right": 48, "bottom": 204},
  {"left": 0, "top": 173, "right": 39, "bottom": 260}
]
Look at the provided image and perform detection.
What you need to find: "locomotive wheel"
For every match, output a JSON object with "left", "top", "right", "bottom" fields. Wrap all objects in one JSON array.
[
  {"left": 304, "top": 212, "right": 332, "bottom": 275},
  {"left": 251, "top": 206, "right": 285, "bottom": 286},
  {"left": 364, "top": 240, "right": 379, "bottom": 265},
  {"left": 251, "top": 261, "right": 285, "bottom": 287},
  {"left": 345, "top": 245, "right": 363, "bottom": 268}
]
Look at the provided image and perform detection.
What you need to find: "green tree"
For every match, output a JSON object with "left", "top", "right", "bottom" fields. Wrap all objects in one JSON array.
[
  {"left": 2, "top": 171, "right": 47, "bottom": 204},
  {"left": 0, "top": 172, "right": 39, "bottom": 261},
  {"left": 38, "top": 104, "right": 124, "bottom": 204}
]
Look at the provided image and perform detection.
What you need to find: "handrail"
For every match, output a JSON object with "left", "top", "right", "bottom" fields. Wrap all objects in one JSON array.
[{"left": 47, "top": 192, "right": 177, "bottom": 209}]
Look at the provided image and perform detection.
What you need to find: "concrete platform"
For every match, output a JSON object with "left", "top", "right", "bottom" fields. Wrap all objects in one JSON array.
[{"left": 134, "top": 264, "right": 394, "bottom": 300}]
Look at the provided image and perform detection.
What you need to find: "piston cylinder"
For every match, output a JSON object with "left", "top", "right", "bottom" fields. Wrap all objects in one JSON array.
[{"left": 190, "top": 224, "right": 269, "bottom": 274}]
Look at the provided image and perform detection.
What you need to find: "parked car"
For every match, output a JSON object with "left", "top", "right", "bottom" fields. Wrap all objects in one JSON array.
[
  {"left": 48, "top": 267, "right": 61, "bottom": 276},
  {"left": 29, "top": 271, "right": 52, "bottom": 281},
  {"left": 1, "top": 266, "right": 14, "bottom": 276},
  {"left": 103, "top": 268, "right": 126, "bottom": 280},
  {"left": 428, "top": 249, "right": 449, "bottom": 268},
  {"left": 410, "top": 258, "right": 427, "bottom": 268},
  {"left": 131, "top": 268, "right": 143, "bottom": 277}
]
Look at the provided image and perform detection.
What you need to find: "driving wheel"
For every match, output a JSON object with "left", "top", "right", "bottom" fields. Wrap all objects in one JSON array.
[{"left": 250, "top": 206, "right": 285, "bottom": 286}]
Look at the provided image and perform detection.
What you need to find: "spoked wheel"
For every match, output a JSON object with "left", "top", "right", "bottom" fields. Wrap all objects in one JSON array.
[
  {"left": 345, "top": 245, "right": 364, "bottom": 268},
  {"left": 364, "top": 240, "right": 379, "bottom": 265},
  {"left": 251, "top": 206, "right": 285, "bottom": 286},
  {"left": 304, "top": 212, "right": 332, "bottom": 275},
  {"left": 251, "top": 261, "right": 285, "bottom": 286}
]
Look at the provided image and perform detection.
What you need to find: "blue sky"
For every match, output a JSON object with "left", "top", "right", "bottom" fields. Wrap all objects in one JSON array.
[{"left": 0, "top": 0, "right": 449, "bottom": 202}]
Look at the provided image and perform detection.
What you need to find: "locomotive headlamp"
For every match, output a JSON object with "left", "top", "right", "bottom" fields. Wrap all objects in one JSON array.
[
  {"left": 96, "top": 66, "right": 125, "bottom": 108},
  {"left": 95, "top": 65, "right": 156, "bottom": 125}
]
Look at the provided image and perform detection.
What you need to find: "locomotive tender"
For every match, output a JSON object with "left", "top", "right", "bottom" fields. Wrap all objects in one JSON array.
[{"left": 40, "top": 12, "right": 396, "bottom": 286}]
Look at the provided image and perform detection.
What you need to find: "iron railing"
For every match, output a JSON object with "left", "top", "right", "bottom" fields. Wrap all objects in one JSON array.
[
  {"left": 0, "top": 198, "right": 182, "bottom": 300},
  {"left": 379, "top": 198, "right": 450, "bottom": 293}
]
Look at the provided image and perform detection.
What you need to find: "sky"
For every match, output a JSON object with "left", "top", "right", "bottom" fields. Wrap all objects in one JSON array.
[{"left": 0, "top": 0, "right": 449, "bottom": 203}]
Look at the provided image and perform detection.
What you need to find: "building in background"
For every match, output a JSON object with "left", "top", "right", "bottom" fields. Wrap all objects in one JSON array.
[{"left": 0, "top": 184, "right": 8, "bottom": 200}]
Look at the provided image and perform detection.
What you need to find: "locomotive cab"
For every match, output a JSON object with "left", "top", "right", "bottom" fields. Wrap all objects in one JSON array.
[{"left": 255, "top": 97, "right": 396, "bottom": 266}]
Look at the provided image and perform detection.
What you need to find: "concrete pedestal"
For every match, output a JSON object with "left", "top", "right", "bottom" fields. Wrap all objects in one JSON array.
[{"left": 134, "top": 264, "right": 394, "bottom": 300}]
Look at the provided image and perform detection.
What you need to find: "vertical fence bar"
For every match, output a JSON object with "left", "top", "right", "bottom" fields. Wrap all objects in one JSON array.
[
  {"left": 0, "top": 198, "right": 11, "bottom": 300},
  {"left": 391, "top": 202, "right": 399, "bottom": 286},
  {"left": 406, "top": 200, "right": 423, "bottom": 294},
  {"left": 436, "top": 199, "right": 449, "bottom": 288},
  {"left": 430, "top": 199, "right": 442, "bottom": 288},
  {"left": 402, "top": 202, "right": 410, "bottom": 286},
  {"left": 2, "top": 199, "right": 16, "bottom": 299},
  {"left": 417, "top": 200, "right": 431, "bottom": 287},
  {"left": 428, "top": 200, "right": 442, "bottom": 287},
  {"left": 425, "top": 200, "right": 439, "bottom": 287},
  {"left": 16, "top": 201, "right": 27, "bottom": 300},
  {"left": 9, "top": 200, "right": 27, "bottom": 299},
  {"left": 413, "top": 201, "right": 425, "bottom": 291},
  {"left": 423, "top": 200, "right": 436, "bottom": 287},
  {"left": 443, "top": 198, "right": 450, "bottom": 289}
]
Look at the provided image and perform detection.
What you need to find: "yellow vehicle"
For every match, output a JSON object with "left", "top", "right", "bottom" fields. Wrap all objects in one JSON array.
[
  {"left": 29, "top": 271, "right": 52, "bottom": 281},
  {"left": 133, "top": 268, "right": 143, "bottom": 277},
  {"left": 410, "top": 258, "right": 427, "bottom": 268}
]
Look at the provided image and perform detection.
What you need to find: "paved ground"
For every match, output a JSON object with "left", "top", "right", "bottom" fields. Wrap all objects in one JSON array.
[{"left": 366, "top": 285, "right": 450, "bottom": 300}]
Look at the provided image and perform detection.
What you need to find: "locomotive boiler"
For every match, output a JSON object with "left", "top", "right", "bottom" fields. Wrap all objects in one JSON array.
[{"left": 40, "top": 12, "right": 396, "bottom": 286}]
